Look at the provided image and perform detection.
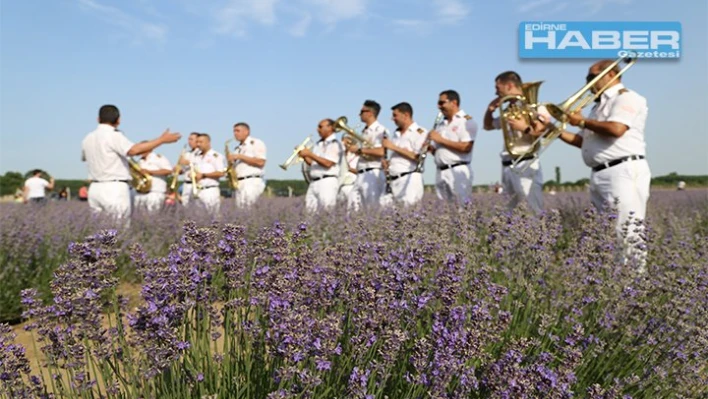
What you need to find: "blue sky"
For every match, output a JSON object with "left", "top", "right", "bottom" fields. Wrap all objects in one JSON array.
[{"left": 1, "top": 0, "right": 706, "bottom": 185}]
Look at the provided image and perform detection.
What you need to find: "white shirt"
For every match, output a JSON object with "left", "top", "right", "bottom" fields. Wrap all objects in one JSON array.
[
  {"left": 309, "top": 134, "right": 342, "bottom": 179},
  {"left": 340, "top": 151, "right": 359, "bottom": 185},
  {"left": 357, "top": 120, "right": 387, "bottom": 170},
  {"left": 195, "top": 149, "right": 226, "bottom": 188},
  {"left": 24, "top": 176, "right": 49, "bottom": 199},
  {"left": 579, "top": 83, "right": 648, "bottom": 167},
  {"left": 432, "top": 110, "right": 476, "bottom": 166},
  {"left": 234, "top": 136, "right": 267, "bottom": 177},
  {"left": 492, "top": 105, "right": 551, "bottom": 161},
  {"left": 138, "top": 152, "right": 172, "bottom": 193},
  {"left": 81, "top": 124, "right": 134, "bottom": 181},
  {"left": 388, "top": 122, "right": 427, "bottom": 175}
]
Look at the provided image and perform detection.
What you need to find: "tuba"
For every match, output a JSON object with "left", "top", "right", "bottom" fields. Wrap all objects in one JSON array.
[
  {"left": 512, "top": 55, "right": 637, "bottom": 172},
  {"left": 224, "top": 139, "right": 239, "bottom": 190},
  {"left": 497, "top": 81, "right": 544, "bottom": 160},
  {"left": 128, "top": 157, "right": 152, "bottom": 194}
]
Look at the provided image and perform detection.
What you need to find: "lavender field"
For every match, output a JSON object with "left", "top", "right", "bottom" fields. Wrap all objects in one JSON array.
[{"left": 1, "top": 190, "right": 706, "bottom": 399}]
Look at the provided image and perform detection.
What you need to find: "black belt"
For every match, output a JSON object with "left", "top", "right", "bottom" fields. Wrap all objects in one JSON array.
[
  {"left": 237, "top": 175, "right": 262, "bottom": 181},
  {"left": 437, "top": 162, "right": 469, "bottom": 171},
  {"left": 387, "top": 171, "right": 418, "bottom": 181},
  {"left": 502, "top": 156, "right": 535, "bottom": 166},
  {"left": 592, "top": 155, "right": 645, "bottom": 172},
  {"left": 357, "top": 167, "right": 380, "bottom": 173},
  {"left": 94, "top": 180, "right": 130, "bottom": 183},
  {"left": 202, "top": 186, "right": 219, "bottom": 190},
  {"left": 310, "top": 175, "right": 337, "bottom": 182}
]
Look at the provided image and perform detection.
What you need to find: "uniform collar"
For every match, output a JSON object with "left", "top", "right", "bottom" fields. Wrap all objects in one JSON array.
[
  {"left": 601, "top": 83, "right": 625, "bottom": 102},
  {"left": 366, "top": 120, "right": 382, "bottom": 131},
  {"left": 454, "top": 110, "right": 467, "bottom": 119},
  {"left": 397, "top": 122, "right": 419, "bottom": 135},
  {"left": 98, "top": 123, "right": 118, "bottom": 132},
  {"left": 319, "top": 134, "right": 337, "bottom": 144},
  {"left": 200, "top": 148, "right": 215, "bottom": 157}
]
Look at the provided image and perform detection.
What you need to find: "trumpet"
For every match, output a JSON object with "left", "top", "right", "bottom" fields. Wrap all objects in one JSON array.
[
  {"left": 169, "top": 145, "right": 187, "bottom": 193},
  {"left": 128, "top": 157, "right": 152, "bottom": 194},
  {"left": 512, "top": 55, "right": 636, "bottom": 172},
  {"left": 416, "top": 112, "right": 445, "bottom": 173},
  {"left": 224, "top": 139, "right": 239, "bottom": 190},
  {"left": 189, "top": 160, "right": 202, "bottom": 197},
  {"left": 334, "top": 116, "right": 374, "bottom": 159},
  {"left": 279, "top": 136, "right": 313, "bottom": 170}
]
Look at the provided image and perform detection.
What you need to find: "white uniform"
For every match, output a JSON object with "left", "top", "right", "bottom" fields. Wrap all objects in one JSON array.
[
  {"left": 81, "top": 124, "right": 134, "bottom": 221},
  {"left": 233, "top": 137, "right": 267, "bottom": 208},
  {"left": 492, "top": 105, "right": 551, "bottom": 214},
  {"left": 305, "top": 135, "right": 342, "bottom": 213},
  {"left": 380, "top": 122, "right": 427, "bottom": 207},
  {"left": 135, "top": 152, "right": 172, "bottom": 212},
  {"left": 181, "top": 149, "right": 201, "bottom": 206},
  {"left": 432, "top": 111, "right": 476, "bottom": 204},
  {"left": 24, "top": 176, "right": 50, "bottom": 201},
  {"left": 194, "top": 148, "right": 226, "bottom": 215},
  {"left": 348, "top": 120, "right": 387, "bottom": 211},
  {"left": 337, "top": 151, "right": 359, "bottom": 205},
  {"left": 579, "top": 83, "right": 650, "bottom": 271}
]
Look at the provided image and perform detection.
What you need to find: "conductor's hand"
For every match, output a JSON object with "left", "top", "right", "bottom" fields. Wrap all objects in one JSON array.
[{"left": 160, "top": 128, "right": 182, "bottom": 144}]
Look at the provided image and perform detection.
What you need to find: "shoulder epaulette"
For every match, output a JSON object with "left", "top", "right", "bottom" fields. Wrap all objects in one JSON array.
[
  {"left": 416, "top": 127, "right": 424, "bottom": 134},
  {"left": 464, "top": 115, "right": 472, "bottom": 120},
  {"left": 618, "top": 88, "right": 629, "bottom": 95}
]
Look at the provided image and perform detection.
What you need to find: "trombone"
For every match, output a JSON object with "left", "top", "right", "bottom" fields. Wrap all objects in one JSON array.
[
  {"left": 512, "top": 55, "right": 637, "bottom": 173},
  {"left": 279, "top": 136, "right": 313, "bottom": 170}
]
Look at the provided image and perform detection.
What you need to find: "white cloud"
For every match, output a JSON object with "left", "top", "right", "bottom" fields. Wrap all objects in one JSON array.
[
  {"left": 289, "top": 12, "right": 313, "bottom": 37},
  {"left": 516, "top": 0, "right": 632, "bottom": 15},
  {"left": 433, "top": 0, "right": 470, "bottom": 25},
  {"left": 306, "top": 0, "right": 368, "bottom": 25},
  {"left": 77, "top": 0, "right": 167, "bottom": 44},
  {"left": 214, "top": 0, "right": 280, "bottom": 37}
]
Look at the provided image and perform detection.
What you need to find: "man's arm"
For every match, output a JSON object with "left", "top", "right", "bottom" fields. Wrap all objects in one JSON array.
[
  {"left": 46, "top": 178, "right": 55, "bottom": 191},
  {"left": 382, "top": 138, "right": 418, "bottom": 161},
  {"left": 483, "top": 98, "right": 501, "bottom": 131},
  {"left": 428, "top": 130, "right": 473, "bottom": 153},
  {"left": 559, "top": 131, "right": 583, "bottom": 148},
  {"left": 126, "top": 129, "right": 181, "bottom": 156},
  {"left": 234, "top": 154, "right": 266, "bottom": 168}
]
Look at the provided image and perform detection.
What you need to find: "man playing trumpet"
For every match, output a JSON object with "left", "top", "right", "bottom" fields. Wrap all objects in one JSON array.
[
  {"left": 175, "top": 132, "right": 201, "bottom": 206},
  {"left": 298, "top": 119, "right": 343, "bottom": 213},
  {"left": 380, "top": 102, "right": 426, "bottom": 207}
]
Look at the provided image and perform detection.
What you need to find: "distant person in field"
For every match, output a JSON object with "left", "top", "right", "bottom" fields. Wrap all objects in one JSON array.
[
  {"left": 23, "top": 170, "right": 54, "bottom": 204},
  {"left": 81, "top": 104, "right": 181, "bottom": 223},
  {"left": 555, "top": 59, "right": 651, "bottom": 274},
  {"left": 78, "top": 185, "right": 88, "bottom": 201}
]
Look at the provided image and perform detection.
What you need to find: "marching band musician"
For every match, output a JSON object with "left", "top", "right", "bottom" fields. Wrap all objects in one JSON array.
[
  {"left": 556, "top": 59, "right": 651, "bottom": 273},
  {"left": 380, "top": 102, "right": 426, "bottom": 207},
  {"left": 299, "top": 119, "right": 342, "bottom": 213},
  {"left": 81, "top": 104, "right": 181, "bottom": 222},
  {"left": 228, "top": 122, "right": 267, "bottom": 208},
  {"left": 176, "top": 132, "right": 201, "bottom": 206},
  {"left": 134, "top": 147, "right": 173, "bottom": 212},
  {"left": 427, "top": 90, "right": 477, "bottom": 205},
  {"left": 484, "top": 71, "right": 549, "bottom": 214},
  {"left": 344, "top": 100, "right": 388, "bottom": 211},
  {"left": 194, "top": 133, "right": 226, "bottom": 216}
]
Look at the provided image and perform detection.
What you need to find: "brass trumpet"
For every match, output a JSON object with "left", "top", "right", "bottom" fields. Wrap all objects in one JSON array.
[
  {"left": 169, "top": 145, "right": 187, "bottom": 193},
  {"left": 224, "top": 139, "right": 239, "bottom": 190},
  {"left": 334, "top": 116, "right": 374, "bottom": 159},
  {"left": 189, "top": 160, "right": 202, "bottom": 197},
  {"left": 279, "top": 136, "right": 313, "bottom": 170},
  {"left": 512, "top": 55, "right": 637, "bottom": 172}
]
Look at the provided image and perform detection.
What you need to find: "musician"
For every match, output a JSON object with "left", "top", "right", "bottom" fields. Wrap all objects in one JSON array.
[
  {"left": 23, "top": 169, "right": 54, "bottom": 204},
  {"left": 427, "top": 90, "right": 477, "bottom": 204},
  {"left": 299, "top": 119, "right": 342, "bottom": 213},
  {"left": 337, "top": 147, "right": 359, "bottom": 205},
  {"left": 176, "top": 132, "right": 201, "bottom": 206},
  {"left": 135, "top": 148, "right": 173, "bottom": 212},
  {"left": 380, "top": 102, "right": 426, "bottom": 207},
  {"left": 228, "top": 122, "right": 267, "bottom": 208},
  {"left": 344, "top": 100, "right": 388, "bottom": 211},
  {"left": 557, "top": 59, "right": 651, "bottom": 272},
  {"left": 483, "top": 71, "right": 549, "bottom": 214},
  {"left": 194, "top": 133, "right": 226, "bottom": 215},
  {"left": 81, "top": 104, "right": 180, "bottom": 221}
]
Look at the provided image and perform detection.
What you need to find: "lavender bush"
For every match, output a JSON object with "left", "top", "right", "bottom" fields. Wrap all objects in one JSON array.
[{"left": 1, "top": 189, "right": 706, "bottom": 398}]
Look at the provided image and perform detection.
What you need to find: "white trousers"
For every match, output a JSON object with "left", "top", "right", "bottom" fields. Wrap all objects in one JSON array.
[
  {"left": 234, "top": 178, "right": 265, "bottom": 208},
  {"left": 502, "top": 159, "right": 544, "bottom": 214},
  {"left": 337, "top": 184, "right": 355, "bottom": 205},
  {"left": 88, "top": 182, "right": 131, "bottom": 222},
  {"left": 589, "top": 159, "right": 651, "bottom": 272},
  {"left": 134, "top": 192, "right": 165, "bottom": 213},
  {"left": 181, "top": 183, "right": 194, "bottom": 206},
  {"left": 196, "top": 186, "right": 221, "bottom": 216},
  {"left": 435, "top": 164, "right": 473, "bottom": 204},
  {"left": 305, "top": 177, "right": 339, "bottom": 213},
  {"left": 380, "top": 172, "right": 424, "bottom": 208},
  {"left": 348, "top": 169, "right": 385, "bottom": 212}
]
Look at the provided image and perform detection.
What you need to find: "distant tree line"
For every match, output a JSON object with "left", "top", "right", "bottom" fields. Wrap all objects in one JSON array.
[{"left": 1, "top": 171, "right": 706, "bottom": 198}]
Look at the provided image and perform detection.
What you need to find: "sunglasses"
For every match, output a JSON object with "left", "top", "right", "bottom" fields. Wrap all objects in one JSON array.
[
  {"left": 586, "top": 73, "right": 598, "bottom": 83},
  {"left": 359, "top": 109, "right": 371, "bottom": 115},
  {"left": 438, "top": 100, "right": 449, "bottom": 106}
]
